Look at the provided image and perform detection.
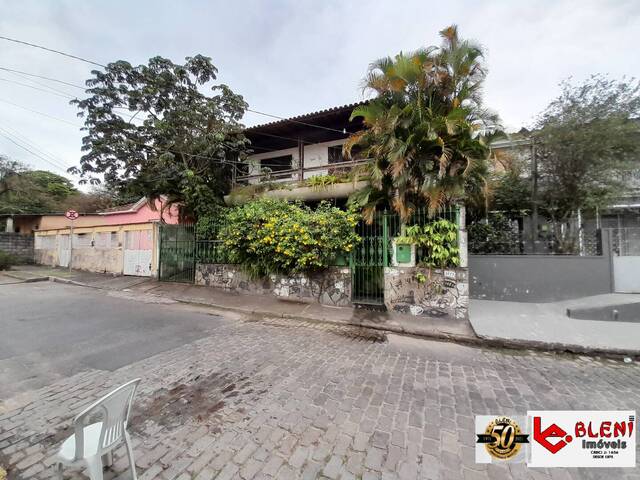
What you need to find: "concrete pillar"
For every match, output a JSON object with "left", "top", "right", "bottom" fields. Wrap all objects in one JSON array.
[
  {"left": 5, "top": 217, "right": 14, "bottom": 233},
  {"left": 458, "top": 205, "right": 468, "bottom": 268}
]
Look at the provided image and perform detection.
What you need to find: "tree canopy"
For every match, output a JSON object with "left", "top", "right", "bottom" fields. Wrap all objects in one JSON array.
[
  {"left": 533, "top": 74, "right": 640, "bottom": 219},
  {"left": 0, "top": 156, "right": 78, "bottom": 214},
  {"left": 71, "top": 55, "right": 249, "bottom": 218},
  {"left": 345, "top": 25, "right": 502, "bottom": 221}
]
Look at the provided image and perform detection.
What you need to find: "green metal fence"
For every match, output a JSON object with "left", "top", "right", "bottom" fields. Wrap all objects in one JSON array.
[
  {"left": 158, "top": 205, "right": 460, "bottom": 301},
  {"left": 350, "top": 205, "right": 460, "bottom": 306},
  {"left": 196, "top": 239, "right": 233, "bottom": 264},
  {"left": 158, "top": 224, "right": 196, "bottom": 283}
]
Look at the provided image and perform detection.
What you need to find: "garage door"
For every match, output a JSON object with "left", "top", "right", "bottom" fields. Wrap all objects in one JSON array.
[
  {"left": 58, "top": 234, "right": 70, "bottom": 267},
  {"left": 123, "top": 230, "right": 152, "bottom": 276}
]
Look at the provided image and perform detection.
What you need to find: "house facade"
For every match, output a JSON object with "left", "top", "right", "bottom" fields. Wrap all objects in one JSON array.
[
  {"left": 192, "top": 103, "right": 471, "bottom": 318},
  {"left": 33, "top": 197, "right": 179, "bottom": 277}
]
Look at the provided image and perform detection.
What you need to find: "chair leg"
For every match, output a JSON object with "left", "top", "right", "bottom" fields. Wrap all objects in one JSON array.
[
  {"left": 102, "top": 451, "right": 113, "bottom": 468},
  {"left": 85, "top": 456, "right": 104, "bottom": 480},
  {"left": 56, "top": 462, "right": 63, "bottom": 480},
  {"left": 124, "top": 431, "right": 137, "bottom": 480}
]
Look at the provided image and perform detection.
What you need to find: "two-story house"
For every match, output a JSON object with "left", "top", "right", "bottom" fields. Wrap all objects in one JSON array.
[{"left": 227, "top": 103, "right": 369, "bottom": 205}]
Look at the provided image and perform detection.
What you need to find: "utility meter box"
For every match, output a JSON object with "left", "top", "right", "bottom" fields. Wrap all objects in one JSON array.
[{"left": 392, "top": 239, "right": 416, "bottom": 267}]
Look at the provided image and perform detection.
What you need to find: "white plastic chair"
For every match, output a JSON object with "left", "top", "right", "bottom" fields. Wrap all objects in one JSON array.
[{"left": 55, "top": 378, "right": 141, "bottom": 480}]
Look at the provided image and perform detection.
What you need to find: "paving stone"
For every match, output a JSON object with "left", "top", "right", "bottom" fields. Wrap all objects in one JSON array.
[{"left": 1, "top": 312, "right": 637, "bottom": 480}]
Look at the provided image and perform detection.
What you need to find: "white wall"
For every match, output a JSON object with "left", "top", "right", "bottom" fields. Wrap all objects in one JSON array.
[{"left": 246, "top": 139, "right": 346, "bottom": 184}]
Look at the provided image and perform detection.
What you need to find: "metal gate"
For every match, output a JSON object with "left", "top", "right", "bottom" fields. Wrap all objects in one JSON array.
[
  {"left": 158, "top": 224, "right": 196, "bottom": 283},
  {"left": 351, "top": 214, "right": 388, "bottom": 305},
  {"left": 611, "top": 228, "right": 640, "bottom": 293},
  {"left": 350, "top": 206, "right": 459, "bottom": 305}
]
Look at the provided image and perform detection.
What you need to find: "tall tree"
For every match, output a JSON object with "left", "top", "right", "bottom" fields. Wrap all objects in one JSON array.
[
  {"left": 344, "top": 25, "right": 502, "bottom": 221},
  {"left": 0, "top": 156, "right": 78, "bottom": 213},
  {"left": 534, "top": 75, "right": 640, "bottom": 220},
  {"left": 71, "top": 55, "right": 249, "bottom": 218}
]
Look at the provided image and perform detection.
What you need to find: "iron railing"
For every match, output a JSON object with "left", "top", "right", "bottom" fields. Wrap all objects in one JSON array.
[
  {"left": 233, "top": 158, "right": 372, "bottom": 185},
  {"left": 196, "top": 239, "right": 233, "bottom": 264}
]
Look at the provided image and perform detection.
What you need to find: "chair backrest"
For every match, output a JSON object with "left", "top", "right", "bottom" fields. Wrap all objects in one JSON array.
[{"left": 72, "top": 378, "right": 141, "bottom": 460}]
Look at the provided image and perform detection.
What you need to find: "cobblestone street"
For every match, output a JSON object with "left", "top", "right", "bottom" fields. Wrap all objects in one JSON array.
[{"left": 1, "top": 283, "right": 640, "bottom": 480}]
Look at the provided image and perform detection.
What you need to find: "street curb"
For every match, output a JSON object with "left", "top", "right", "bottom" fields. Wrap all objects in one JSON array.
[
  {"left": 1, "top": 271, "right": 50, "bottom": 283},
  {"left": 40, "top": 274, "right": 640, "bottom": 359},
  {"left": 473, "top": 333, "right": 640, "bottom": 358}
]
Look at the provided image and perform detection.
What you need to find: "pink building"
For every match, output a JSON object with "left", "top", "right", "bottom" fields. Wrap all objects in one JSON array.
[{"left": 34, "top": 197, "right": 181, "bottom": 277}]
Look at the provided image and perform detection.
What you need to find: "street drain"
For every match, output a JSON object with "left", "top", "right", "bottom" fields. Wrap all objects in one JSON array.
[{"left": 129, "top": 371, "right": 251, "bottom": 430}]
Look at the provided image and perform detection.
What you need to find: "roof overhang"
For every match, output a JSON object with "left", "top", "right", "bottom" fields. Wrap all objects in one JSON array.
[{"left": 244, "top": 102, "right": 366, "bottom": 153}]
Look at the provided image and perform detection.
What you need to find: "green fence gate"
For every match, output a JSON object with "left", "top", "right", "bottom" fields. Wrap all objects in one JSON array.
[
  {"left": 350, "top": 206, "right": 459, "bottom": 306},
  {"left": 158, "top": 224, "right": 196, "bottom": 283}
]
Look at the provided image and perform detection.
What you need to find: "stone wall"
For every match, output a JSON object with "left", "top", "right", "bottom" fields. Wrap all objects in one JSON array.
[
  {"left": 196, "top": 264, "right": 352, "bottom": 307},
  {"left": 0, "top": 233, "right": 34, "bottom": 262},
  {"left": 384, "top": 267, "right": 469, "bottom": 320}
]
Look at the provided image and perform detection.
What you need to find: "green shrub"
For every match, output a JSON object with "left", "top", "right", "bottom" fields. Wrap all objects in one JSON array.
[
  {"left": 0, "top": 250, "right": 15, "bottom": 270},
  {"left": 305, "top": 174, "right": 338, "bottom": 190},
  {"left": 221, "top": 199, "right": 360, "bottom": 277},
  {"left": 468, "top": 213, "right": 520, "bottom": 254},
  {"left": 405, "top": 219, "right": 460, "bottom": 269}
]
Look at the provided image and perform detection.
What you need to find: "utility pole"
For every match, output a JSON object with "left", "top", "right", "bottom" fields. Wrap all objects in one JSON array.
[{"left": 530, "top": 138, "right": 538, "bottom": 254}]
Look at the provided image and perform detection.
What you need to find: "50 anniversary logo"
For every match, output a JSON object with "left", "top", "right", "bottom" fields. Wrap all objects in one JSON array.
[{"left": 476, "top": 411, "right": 636, "bottom": 468}]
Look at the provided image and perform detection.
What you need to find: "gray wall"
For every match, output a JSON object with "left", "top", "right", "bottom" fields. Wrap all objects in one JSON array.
[
  {"left": 469, "top": 234, "right": 613, "bottom": 302},
  {"left": 0, "top": 233, "right": 34, "bottom": 262}
]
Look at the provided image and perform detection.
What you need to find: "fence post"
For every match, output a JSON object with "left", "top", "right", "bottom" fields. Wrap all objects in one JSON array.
[
  {"left": 456, "top": 204, "right": 468, "bottom": 268},
  {"left": 382, "top": 210, "right": 389, "bottom": 267}
]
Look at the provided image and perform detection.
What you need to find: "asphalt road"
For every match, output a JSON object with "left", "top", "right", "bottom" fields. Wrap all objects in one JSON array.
[{"left": 0, "top": 279, "right": 227, "bottom": 399}]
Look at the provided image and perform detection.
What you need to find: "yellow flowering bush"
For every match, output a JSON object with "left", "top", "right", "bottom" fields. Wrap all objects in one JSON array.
[{"left": 221, "top": 199, "right": 360, "bottom": 277}]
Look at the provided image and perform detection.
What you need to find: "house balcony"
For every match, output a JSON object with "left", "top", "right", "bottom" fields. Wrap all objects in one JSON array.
[{"left": 226, "top": 158, "right": 371, "bottom": 205}]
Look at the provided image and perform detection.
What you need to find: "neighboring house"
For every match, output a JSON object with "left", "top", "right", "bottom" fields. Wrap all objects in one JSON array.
[
  {"left": 33, "top": 197, "right": 180, "bottom": 277},
  {"left": 489, "top": 135, "right": 640, "bottom": 235}
]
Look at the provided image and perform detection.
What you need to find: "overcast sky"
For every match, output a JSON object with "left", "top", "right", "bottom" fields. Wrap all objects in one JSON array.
[{"left": 0, "top": 0, "right": 638, "bottom": 185}]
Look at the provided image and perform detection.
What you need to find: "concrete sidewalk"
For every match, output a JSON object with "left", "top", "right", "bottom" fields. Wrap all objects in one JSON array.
[
  {"left": 2, "top": 265, "right": 478, "bottom": 345},
  {"left": 6, "top": 265, "right": 640, "bottom": 356},
  {"left": 470, "top": 295, "right": 640, "bottom": 356}
]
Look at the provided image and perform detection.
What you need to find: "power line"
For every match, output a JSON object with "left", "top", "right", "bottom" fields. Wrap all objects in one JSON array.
[
  {"left": 246, "top": 108, "right": 347, "bottom": 135},
  {"left": 0, "top": 66, "right": 85, "bottom": 90},
  {"left": 7, "top": 70, "right": 80, "bottom": 98},
  {"left": 0, "top": 59, "right": 350, "bottom": 135},
  {"left": 0, "top": 122, "right": 72, "bottom": 171},
  {"left": 0, "top": 98, "right": 82, "bottom": 127},
  {"left": 0, "top": 77, "right": 75, "bottom": 99},
  {"left": 0, "top": 127, "right": 71, "bottom": 175},
  {"left": 0, "top": 36, "right": 106, "bottom": 68}
]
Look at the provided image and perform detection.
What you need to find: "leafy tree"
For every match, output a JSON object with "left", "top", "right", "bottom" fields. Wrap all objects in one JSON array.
[
  {"left": 71, "top": 55, "right": 249, "bottom": 218},
  {"left": 0, "top": 156, "right": 77, "bottom": 214},
  {"left": 344, "top": 25, "right": 502, "bottom": 221},
  {"left": 23, "top": 170, "right": 77, "bottom": 200},
  {"left": 534, "top": 75, "right": 640, "bottom": 220}
]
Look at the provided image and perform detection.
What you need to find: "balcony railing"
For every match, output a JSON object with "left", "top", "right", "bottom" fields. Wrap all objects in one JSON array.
[{"left": 233, "top": 158, "right": 372, "bottom": 185}]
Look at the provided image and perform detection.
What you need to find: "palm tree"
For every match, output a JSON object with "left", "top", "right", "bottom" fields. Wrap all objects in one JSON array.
[{"left": 344, "top": 25, "right": 502, "bottom": 222}]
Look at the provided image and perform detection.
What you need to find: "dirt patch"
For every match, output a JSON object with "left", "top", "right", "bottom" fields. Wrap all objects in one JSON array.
[
  {"left": 129, "top": 371, "right": 254, "bottom": 431},
  {"left": 329, "top": 325, "right": 387, "bottom": 343}
]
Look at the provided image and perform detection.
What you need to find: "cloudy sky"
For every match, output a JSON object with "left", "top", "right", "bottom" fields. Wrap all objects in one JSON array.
[{"left": 0, "top": 0, "right": 638, "bottom": 185}]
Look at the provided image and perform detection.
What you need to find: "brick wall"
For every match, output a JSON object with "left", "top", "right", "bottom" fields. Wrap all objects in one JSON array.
[{"left": 0, "top": 233, "right": 34, "bottom": 262}]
